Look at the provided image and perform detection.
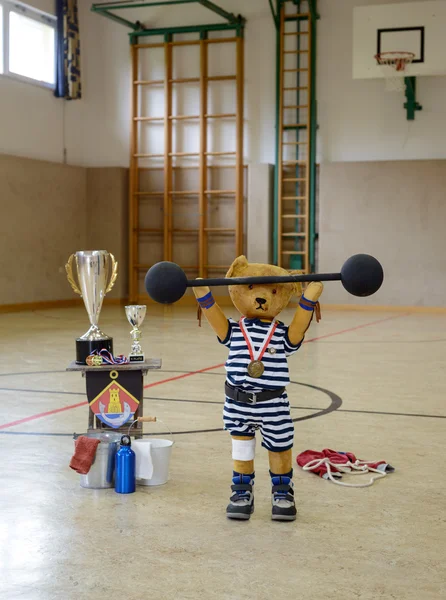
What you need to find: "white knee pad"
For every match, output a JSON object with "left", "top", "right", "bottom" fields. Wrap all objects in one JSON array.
[{"left": 232, "top": 437, "right": 256, "bottom": 461}]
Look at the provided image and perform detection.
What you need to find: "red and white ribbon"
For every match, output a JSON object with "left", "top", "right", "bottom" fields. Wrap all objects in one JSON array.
[{"left": 239, "top": 317, "right": 278, "bottom": 363}]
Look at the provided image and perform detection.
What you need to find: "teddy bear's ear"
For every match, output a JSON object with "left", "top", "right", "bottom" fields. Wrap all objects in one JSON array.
[
  {"left": 289, "top": 270, "right": 304, "bottom": 297},
  {"left": 226, "top": 255, "right": 249, "bottom": 278}
]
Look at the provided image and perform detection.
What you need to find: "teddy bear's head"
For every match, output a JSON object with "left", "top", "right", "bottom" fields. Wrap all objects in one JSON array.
[{"left": 226, "top": 256, "right": 303, "bottom": 320}]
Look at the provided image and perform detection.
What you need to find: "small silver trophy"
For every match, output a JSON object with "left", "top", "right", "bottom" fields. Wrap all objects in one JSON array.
[
  {"left": 65, "top": 250, "right": 118, "bottom": 364},
  {"left": 125, "top": 305, "right": 147, "bottom": 363}
]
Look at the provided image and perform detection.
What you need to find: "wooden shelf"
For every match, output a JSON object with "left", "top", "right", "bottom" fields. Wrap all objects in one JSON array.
[
  {"left": 134, "top": 153, "right": 163, "bottom": 158},
  {"left": 134, "top": 116, "right": 164, "bottom": 122},
  {"left": 134, "top": 76, "right": 237, "bottom": 84},
  {"left": 205, "top": 113, "right": 236, "bottom": 118},
  {"left": 169, "top": 190, "right": 198, "bottom": 195},
  {"left": 137, "top": 165, "right": 242, "bottom": 171},
  {"left": 169, "top": 152, "right": 199, "bottom": 157},
  {"left": 134, "top": 79, "right": 164, "bottom": 85},
  {"left": 282, "top": 214, "right": 306, "bottom": 219},
  {"left": 208, "top": 75, "right": 236, "bottom": 81},
  {"left": 285, "top": 12, "right": 310, "bottom": 18},
  {"left": 205, "top": 151, "right": 236, "bottom": 156},
  {"left": 206, "top": 189, "right": 236, "bottom": 195},
  {"left": 134, "top": 191, "right": 164, "bottom": 196}
]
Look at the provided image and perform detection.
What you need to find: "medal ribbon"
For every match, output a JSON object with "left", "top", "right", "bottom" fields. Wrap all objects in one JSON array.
[
  {"left": 89, "top": 349, "right": 129, "bottom": 365},
  {"left": 239, "top": 317, "right": 278, "bottom": 362}
]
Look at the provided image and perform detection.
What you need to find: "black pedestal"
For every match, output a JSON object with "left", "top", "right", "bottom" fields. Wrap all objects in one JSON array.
[
  {"left": 76, "top": 338, "right": 113, "bottom": 364},
  {"left": 66, "top": 359, "right": 162, "bottom": 437}
]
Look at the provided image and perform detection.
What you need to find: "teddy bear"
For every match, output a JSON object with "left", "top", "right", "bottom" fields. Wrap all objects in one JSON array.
[{"left": 193, "top": 255, "right": 323, "bottom": 521}]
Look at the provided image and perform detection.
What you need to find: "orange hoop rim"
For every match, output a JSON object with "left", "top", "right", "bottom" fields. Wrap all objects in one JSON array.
[{"left": 374, "top": 51, "right": 415, "bottom": 71}]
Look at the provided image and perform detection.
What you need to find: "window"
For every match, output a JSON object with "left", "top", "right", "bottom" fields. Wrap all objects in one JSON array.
[{"left": 0, "top": 0, "right": 56, "bottom": 88}]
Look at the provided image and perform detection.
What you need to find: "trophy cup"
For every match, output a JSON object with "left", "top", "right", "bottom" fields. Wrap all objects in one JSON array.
[
  {"left": 125, "top": 305, "right": 147, "bottom": 363},
  {"left": 65, "top": 250, "right": 118, "bottom": 364}
]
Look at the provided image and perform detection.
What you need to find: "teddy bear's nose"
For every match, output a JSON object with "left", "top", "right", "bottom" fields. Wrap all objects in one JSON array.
[{"left": 256, "top": 297, "right": 267, "bottom": 305}]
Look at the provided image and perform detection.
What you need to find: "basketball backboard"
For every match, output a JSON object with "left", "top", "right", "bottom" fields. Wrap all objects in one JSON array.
[{"left": 353, "top": 0, "right": 446, "bottom": 80}]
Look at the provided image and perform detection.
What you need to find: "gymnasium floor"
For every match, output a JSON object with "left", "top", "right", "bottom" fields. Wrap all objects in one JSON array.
[{"left": 0, "top": 304, "right": 445, "bottom": 600}]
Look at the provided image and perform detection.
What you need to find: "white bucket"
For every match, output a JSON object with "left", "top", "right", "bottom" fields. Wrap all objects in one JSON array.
[{"left": 133, "top": 438, "right": 173, "bottom": 486}]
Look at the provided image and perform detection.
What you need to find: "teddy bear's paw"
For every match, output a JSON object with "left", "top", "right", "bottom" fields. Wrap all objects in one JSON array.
[{"left": 303, "top": 281, "right": 324, "bottom": 301}]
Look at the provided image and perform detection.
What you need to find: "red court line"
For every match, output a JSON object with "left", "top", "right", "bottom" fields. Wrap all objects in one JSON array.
[
  {"left": 143, "top": 362, "right": 225, "bottom": 389},
  {"left": 304, "top": 312, "right": 409, "bottom": 343},
  {"left": 0, "top": 401, "right": 88, "bottom": 431},
  {"left": 0, "top": 312, "right": 408, "bottom": 431}
]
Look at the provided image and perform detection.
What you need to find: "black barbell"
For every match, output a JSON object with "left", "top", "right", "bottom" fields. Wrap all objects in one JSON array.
[{"left": 144, "top": 254, "right": 384, "bottom": 305}]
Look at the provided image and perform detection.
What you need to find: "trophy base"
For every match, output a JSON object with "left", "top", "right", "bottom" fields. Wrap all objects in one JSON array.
[
  {"left": 76, "top": 338, "right": 114, "bottom": 365},
  {"left": 129, "top": 353, "right": 145, "bottom": 363}
]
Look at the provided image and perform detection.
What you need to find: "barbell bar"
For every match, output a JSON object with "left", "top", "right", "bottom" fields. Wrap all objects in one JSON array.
[{"left": 144, "top": 254, "right": 384, "bottom": 305}]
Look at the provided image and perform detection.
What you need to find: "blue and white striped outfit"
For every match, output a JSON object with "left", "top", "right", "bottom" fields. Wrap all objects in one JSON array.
[{"left": 219, "top": 317, "right": 302, "bottom": 452}]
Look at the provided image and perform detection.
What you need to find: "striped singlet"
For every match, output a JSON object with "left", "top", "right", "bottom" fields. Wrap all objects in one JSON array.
[{"left": 218, "top": 317, "right": 302, "bottom": 452}]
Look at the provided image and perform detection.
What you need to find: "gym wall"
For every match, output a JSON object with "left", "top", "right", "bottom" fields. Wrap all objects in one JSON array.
[{"left": 0, "top": 156, "right": 128, "bottom": 307}]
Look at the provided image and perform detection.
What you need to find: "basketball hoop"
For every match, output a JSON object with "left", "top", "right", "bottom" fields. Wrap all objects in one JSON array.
[{"left": 375, "top": 51, "right": 415, "bottom": 91}]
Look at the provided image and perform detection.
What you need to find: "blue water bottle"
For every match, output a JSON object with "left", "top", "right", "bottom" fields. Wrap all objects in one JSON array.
[{"left": 115, "top": 435, "right": 136, "bottom": 494}]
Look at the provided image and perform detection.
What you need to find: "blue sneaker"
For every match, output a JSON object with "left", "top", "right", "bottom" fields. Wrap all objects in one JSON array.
[
  {"left": 271, "top": 475, "right": 297, "bottom": 521},
  {"left": 226, "top": 473, "right": 255, "bottom": 520}
]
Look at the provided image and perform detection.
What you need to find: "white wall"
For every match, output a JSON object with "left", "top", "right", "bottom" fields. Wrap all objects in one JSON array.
[
  {"left": 26, "top": 0, "right": 53, "bottom": 13},
  {"left": 317, "top": 0, "right": 446, "bottom": 162},
  {"left": 318, "top": 159, "right": 446, "bottom": 307}
]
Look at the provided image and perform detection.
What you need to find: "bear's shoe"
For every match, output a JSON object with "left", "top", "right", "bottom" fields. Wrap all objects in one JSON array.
[
  {"left": 226, "top": 474, "right": 254, "bottom": 520},
  {"left": 271, "top": 475, "right": 297, "bottom": 521}
]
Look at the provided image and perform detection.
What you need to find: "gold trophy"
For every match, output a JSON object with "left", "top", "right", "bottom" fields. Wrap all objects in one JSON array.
[{"left": 125, "top": 305, "right": 147, "bottom": 363}]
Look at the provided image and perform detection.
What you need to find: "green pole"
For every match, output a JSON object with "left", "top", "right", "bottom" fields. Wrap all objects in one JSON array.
[
  {"left": 93, "top": 0, "right": 198, "bottom": 9},
  {"left": 273, "top": 0, "right": 281, "bottom": 265},
  {"left": 404, "top": 77, "right": 422, "bottom": 121},
  {"left": 91, "top": 7, "right": 141, "bottom": 29},
  {"left": 129, "top": 21, "right": 240, "bottom": 39},
  {"left": 308, "top": 0, "right": 318, "bottom": 272},
  {"left": 196, "top": 0, "right": 239, "bottom": 23},
  {"left": 292, "top": 2, "right": 302, "bottom": 271}
]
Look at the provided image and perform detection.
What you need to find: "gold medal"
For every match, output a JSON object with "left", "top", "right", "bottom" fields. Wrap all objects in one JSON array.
[
  {"left": 240, "top": 317, "right": 279, "bottom": 380},
  {"left": 247, "top": 360, "right": 265, "bottom": 378},
  {"left": 86, "top": 355, "right": 102, "bottom": 366}
]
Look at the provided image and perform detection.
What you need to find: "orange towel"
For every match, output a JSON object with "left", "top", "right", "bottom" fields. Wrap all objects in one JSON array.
[{"left": 70, "top": 436, "right": 101, "bottom": 475}]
